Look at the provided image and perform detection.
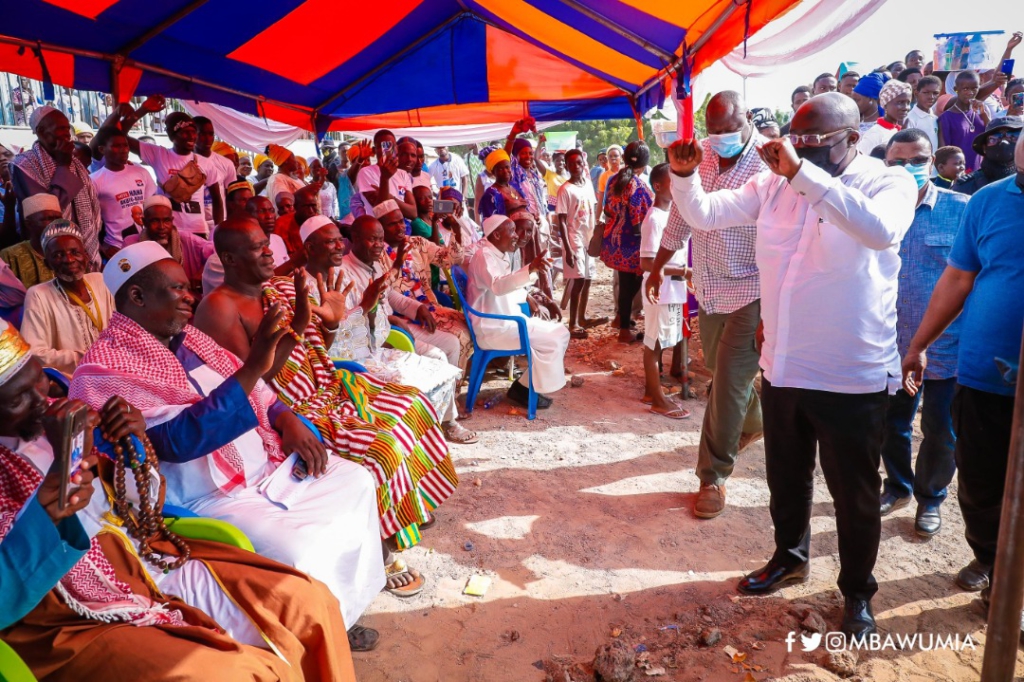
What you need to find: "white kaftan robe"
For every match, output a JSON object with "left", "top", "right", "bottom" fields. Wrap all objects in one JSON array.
[{"left": 466, "top": 241, "right": 569, "bottom": 394}]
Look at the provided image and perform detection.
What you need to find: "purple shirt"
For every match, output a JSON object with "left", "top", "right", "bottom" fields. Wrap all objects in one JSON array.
[{"left": 937, "top": 107, "right": 983, "bottom": 172}]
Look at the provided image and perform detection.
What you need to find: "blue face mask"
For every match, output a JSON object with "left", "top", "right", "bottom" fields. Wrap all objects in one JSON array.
[
  {"left": 905, "top": 162, "right": 931, "bottom": 189},
  {"left": 708, "top": 130, "right": 746, "bottom": 159}
]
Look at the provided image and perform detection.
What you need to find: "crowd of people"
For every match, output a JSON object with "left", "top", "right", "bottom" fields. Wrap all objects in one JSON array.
[{"left": 0, "top": 27, "right": 1023, "bottom": 678}]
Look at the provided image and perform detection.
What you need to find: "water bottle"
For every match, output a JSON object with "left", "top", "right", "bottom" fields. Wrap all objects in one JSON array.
[{"left": 483, "top": 395, "right": 502, "bottom": 410}]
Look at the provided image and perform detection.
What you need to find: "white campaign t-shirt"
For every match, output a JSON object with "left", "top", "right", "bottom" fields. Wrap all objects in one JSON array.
[
  {"left": 555, "top": 180, "right": 597, "bottom": 249},
  {"left": 640, "top": 205, "right": 688, "bottom": 305},
  {"left": 355, "top": 165, "right": 413, "bottom": 203},
  {"left": 202, "top": 153, "right": 237, "bottom": 232},
  {"left": 428, "top": 154, "right": 469, "bottom": 190},
  {"left": 139, "top": 141, "right": 222, "bottom": 235},
  {"left": 90, "top": 163, "right": 155, "bottom": 248}
]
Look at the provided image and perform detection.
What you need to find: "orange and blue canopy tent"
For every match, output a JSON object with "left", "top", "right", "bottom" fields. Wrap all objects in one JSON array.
[{"left": 2, "top": 0, "right": 802, "bottom": 136}]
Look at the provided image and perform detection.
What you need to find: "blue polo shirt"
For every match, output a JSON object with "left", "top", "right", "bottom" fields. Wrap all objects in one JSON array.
[{"left": 947, "top": 175, "right": 1024, "bottom": 396}]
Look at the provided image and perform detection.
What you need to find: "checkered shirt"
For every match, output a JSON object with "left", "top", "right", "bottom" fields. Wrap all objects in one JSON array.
[{"left": 661, "top": 133, "right": 767, "bottom": 315}]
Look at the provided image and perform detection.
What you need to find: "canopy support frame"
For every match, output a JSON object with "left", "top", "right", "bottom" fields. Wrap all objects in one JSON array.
[
  {"left": 115, "top": 0, "right": 210, "bottom": 57},
  {"left": 0, "top": 33, "right": 316, "bottom": 121},
  {"left": 553, "top": 0, "right": 676, "bottom": 63}
]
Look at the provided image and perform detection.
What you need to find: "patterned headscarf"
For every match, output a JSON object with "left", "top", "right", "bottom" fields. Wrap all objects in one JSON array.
[{"left": 878, "top": 80, "right": 912, "bottom": 109}]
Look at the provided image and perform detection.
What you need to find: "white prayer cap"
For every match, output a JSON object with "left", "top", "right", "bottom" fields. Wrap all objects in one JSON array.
[
  {"left": 103, "top": 241, "right": 174, "bottom": 297},
  {"left": 22, "top": 193, "right": 61, "bottom": 217},
  {"left": 29, "top": 105, "right": 59, "bottom": 133},
  {"left": 0, "top": 318, "right": 33, "bottom": 388},
  {"left": 143, "top": 195, "right": 173, "bottom": 211},
  {"left": 40, "top": 219, "right": 84, "bottom": 253},
  {"left": 372, "top": 199, "right": 401, "bottom": 219},
  {"left": 300, "top": 215, "right": 334, "bottom": 244},
  {"left": 483, "top": 214, "right": 512, "bottom": 237}
]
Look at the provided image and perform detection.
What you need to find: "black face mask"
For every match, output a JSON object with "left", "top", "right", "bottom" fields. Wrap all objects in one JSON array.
[
  {"left": 795, "top": 138, "right": 848, "bottom": 176},
  {"left": 986, "top": 139, "right": 1017, "bottom": 166}
]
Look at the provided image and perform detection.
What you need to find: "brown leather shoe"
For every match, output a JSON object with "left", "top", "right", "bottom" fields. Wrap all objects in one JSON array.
[{"left": 694, "top": 483, "right": 726, "bottom": 519}]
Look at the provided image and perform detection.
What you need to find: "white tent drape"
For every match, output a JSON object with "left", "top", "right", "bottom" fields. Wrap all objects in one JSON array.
[
  {"left": 718, "top": 0, "right": 888, "bottom": 78},
  {"left": 180, "top": 100, "right": 306, "bottom": 154}
]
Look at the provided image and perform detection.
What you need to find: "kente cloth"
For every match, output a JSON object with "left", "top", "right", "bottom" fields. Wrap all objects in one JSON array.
[
  {"left": 70, "top": 313, "right": 283, "bottom": 493},
  {"left": 13, "top": 142, "right": 101, "bottom": 269},
  {"left": 0, "top": 442, "right": 355, "bottom": 682},
  {"left": 263, "top": 276, "right": 458, "bottom": 549}
]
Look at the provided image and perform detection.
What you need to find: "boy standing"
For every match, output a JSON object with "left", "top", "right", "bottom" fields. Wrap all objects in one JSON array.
[
  {"left": 556, "top": 149, "right": 606, "bottom": 338},
  {"left": 639, "top": 163, "right": 690, "bottom": 419},
  {"left": 89, "top": 127, "right": 155, "bottom": 259},
  {"left": 938, "top": 71, "right": 989, "bottom": 172}
]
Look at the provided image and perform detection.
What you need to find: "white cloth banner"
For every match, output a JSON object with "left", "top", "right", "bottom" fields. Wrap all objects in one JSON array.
[
  {"left": 718, "top": 0, "right": 888, "bottom": 78},
  {"left": 180, "top": 100, "right": 306, "bottom": 155}
]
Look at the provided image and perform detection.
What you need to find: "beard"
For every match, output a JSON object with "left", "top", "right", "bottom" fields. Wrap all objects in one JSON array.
[{"left": 56, "top": 270, "right": 85, "bottom": 284}]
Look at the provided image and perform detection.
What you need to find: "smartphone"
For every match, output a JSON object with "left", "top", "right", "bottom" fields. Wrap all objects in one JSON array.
[
  {"left": 380, "top": 140, "right": 393, "bottom": 154},
  {"left": 1002, "top": 59, "right": 1016, "bottom": 75},
  {"left": 1013, "top": 92, "right": 1024, "bottom": 108},
  {"left": 433, "top": 199, "right": 455, "bottom": 214},
  {"left": 57, "top": 403, "right": 90, "bottom": 510},
  {"left": 291, "top": 458, "right": 308, "bottom": 482}
]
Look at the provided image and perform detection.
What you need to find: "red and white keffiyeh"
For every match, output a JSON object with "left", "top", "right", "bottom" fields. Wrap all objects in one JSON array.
[
  {"left": 70, "top": 313, "right": 285, "bottom": 493},
  {"left": 0, "top": 444, "right": 185, "bottom": 626}
]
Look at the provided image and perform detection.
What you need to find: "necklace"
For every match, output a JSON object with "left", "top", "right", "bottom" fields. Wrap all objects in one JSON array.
[
  {"left": 951, "top": 102, "right": 976, "bottom": 133},
  {"left": 54, "top": 278, "right": 104, "bottom": 331},
  {"left": 112, "top": 435, "right": 191, "bottom": 573}
]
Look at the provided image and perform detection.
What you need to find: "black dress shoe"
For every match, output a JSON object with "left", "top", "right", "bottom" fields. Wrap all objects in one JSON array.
[
  {"left": 506, "top": 381, "right": 552, "bottom": 409},
  {"left": 737, "top": 560, "right": 810, "bottom": 595},
  {"left": 879, "top": 492, "right": 910, "bottom": 516},
  {"left": 841, "top": 598, "right": 876, "bottom": 639},
  {"left": 915, "top": 505, "right": 941, "bottom": 537},
  {"left": 956, "top": 559, "right": 992, "bottom": 592}
]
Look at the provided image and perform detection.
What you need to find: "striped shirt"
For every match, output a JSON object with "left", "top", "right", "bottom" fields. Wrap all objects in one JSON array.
[{"left": 661, "top": 133, "right": 767, "bottom": 315}]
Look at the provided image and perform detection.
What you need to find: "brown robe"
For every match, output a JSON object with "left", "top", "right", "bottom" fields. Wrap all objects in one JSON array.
[{"left": 2, "top": 525, "right": 356, "bottom": 681}]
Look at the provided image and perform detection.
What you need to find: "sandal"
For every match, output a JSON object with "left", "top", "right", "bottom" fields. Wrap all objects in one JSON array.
[
  {"left": 444, "top": 422, "right": 479, "bottom": 444},
  {"left": 348, "top": 624, "right": 380, "bottom": 652},
  {"left": 641, "top": 389, "right": 682, "bottom": 405},
  {"left": 580, "top": 317, "right": 609, "bottom": 329},
  {"left": 569, "top": 327, "right": 589, "bottom": 340},
  {"left": 384, "top": 558, "right": 426, "bottom": 597},
  {"left": 650, "top": 406, "right": 691, "bottom": 420},
  {"left": 419, "top": 512, "right": 438, "bottom": 531}
]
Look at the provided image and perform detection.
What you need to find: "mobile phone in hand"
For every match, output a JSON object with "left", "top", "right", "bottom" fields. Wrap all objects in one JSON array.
[
  {"left": 1002, "top": 59, "right": 1015, "bottom": 75},
  {"left": 433, "top": 199, "right": 455, "bottom": 214},
  {"left": 291, "top": 458, "right": 308, "bottom": 481},
  {"left": 58, "top": 404, "right": 90, "bottom": 510},
  {"left": 1013, "top": 92, "right": 1024, "bottom": 108}
]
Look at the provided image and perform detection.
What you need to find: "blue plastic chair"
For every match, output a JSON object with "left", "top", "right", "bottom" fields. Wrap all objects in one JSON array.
[{"left": 450, "top": 265, "right": 537, "bottom": 420}]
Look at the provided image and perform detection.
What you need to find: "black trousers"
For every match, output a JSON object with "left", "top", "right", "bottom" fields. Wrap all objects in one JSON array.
[
  {"left": 616, "top": 270, "right": 643, "bottom": 329},
  {"left": 762, "top": 378, "right": 888, "bottom": 601},
  {"left": 952, "top": 384, "right": 1016, "bottom": 567}
]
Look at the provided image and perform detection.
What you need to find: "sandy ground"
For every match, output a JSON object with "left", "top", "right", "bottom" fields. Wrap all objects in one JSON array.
[{"left": 353, "top": 264, "right": 1024, "bottom": 682}]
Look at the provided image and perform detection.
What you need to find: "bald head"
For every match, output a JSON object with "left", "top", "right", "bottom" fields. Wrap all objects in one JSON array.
[
  {"left": 705, "top": 90, "right": 752, "bottom": 142},
  {"left": 791, "top": 92, "right": 860, "bottom": 135},
  {"left": 213, "top": 216, "right": 264, "bottom": 258}
]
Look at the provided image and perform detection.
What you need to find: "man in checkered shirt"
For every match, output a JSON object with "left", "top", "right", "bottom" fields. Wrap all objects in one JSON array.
[{"left": 645, "top": 91, "right": 767, "bottom": 519}]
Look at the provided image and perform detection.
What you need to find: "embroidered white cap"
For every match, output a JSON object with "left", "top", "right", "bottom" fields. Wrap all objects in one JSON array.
[
  {"left": 482, "top": 214, "right": 512, "bottom": 237},
  {"left": 371, "top": 199, "right": 401, "bottom": 219},
  {"left": 299, "top": 214, "right": 335, "bottom": 244},
  {"left": 103, "top": 241, "right": 174, "bottom": 297},
  {"left": 22, "top": 193, "right": 61, "bottom": 217},
  {"left": 143, "top": 195, "right": 173, "bottom": 211}
]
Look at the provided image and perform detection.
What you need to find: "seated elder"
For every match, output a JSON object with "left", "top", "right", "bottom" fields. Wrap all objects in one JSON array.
[
  {"left": 0, "top": 193, "right": 63, "bottom": 288},
  {"left": 0, "top": 321, "right": 356, "bottom": 680},
  {"left": 125, "top": 195, "right": 214, "bottom": 297},
  {"left": 20, "top": 220, "right": 113, "bottom": 375},
  {"left": 467, "top": 215, "right": 569, "bottom": 409},
  {"left": 336, "top": 213, "right": 477, "bottom": 443},
  {"left": 69, "top": 241, "right": 386, "bottom": 651},
  {"left": 191, "top": 216, "right": 458, "bottom": 578}
]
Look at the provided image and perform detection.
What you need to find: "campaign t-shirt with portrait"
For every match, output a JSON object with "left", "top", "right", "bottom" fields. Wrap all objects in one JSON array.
[
  {"left": 90, "top": 163, "right": 156, "bottom": 248},
  {"left": 139, "top": 140, "right": 222, "bottom": 236}
]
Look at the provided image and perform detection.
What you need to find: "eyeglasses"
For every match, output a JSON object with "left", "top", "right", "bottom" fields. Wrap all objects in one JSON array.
[
  {"left": 986, "top": 131, "right": 1021, "bottom": 146},
  {"left": 787, "top": 128, "right": 855, "bottom": 147},
  {"left": 886, "top": 156, "right": 932, "bottom": 167}
]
